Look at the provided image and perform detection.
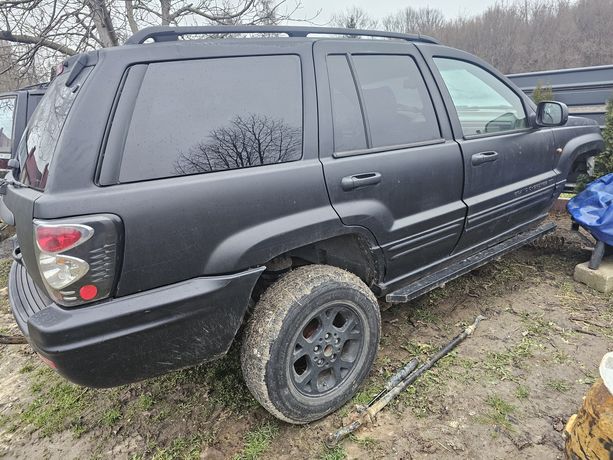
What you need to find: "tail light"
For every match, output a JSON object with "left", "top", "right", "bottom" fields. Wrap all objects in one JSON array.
[{"left": 33, "top": 215, "right": 122, "bottom": 306}]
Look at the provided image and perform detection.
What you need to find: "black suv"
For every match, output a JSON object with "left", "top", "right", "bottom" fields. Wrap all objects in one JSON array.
[
  {"left": 2, "top": 26, "right": 603, "bottom": 424},
  {"left": 0, "top": 83, "right": 46, "bottom": 174}
]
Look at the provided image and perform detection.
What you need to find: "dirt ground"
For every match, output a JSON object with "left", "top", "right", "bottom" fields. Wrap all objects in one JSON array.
[{"left": 0, "top": 213, "right": 611, "bottom": 460}]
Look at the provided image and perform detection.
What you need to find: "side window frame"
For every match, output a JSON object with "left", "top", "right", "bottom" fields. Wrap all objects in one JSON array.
[
  {"left": 330, "top": 53, "right": 445, "bottom": 158},
  {"left": 326, "top": 53, "right": 369, "bottom": 153},
  {"left": 430, "top": 55, "right": 533, "bottom": 140}
]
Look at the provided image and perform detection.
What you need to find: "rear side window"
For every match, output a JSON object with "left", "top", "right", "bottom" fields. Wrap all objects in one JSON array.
[
  {"left": 118, "top": 55, "right": 303, "bottom": 182},
  {"left": 0, "top": 97, "right": 16, "bottom": 157},
  {"left": 352, "top": 55, "right": 440, "bottom": 148},
  {"left": 327, "top": 55, "right": 367, "bottom": 152}
]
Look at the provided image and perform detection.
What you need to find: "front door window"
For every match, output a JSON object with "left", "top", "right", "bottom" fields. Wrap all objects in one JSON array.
[{"left": 434, "top": 58, "right": 527, "bottom": 136}]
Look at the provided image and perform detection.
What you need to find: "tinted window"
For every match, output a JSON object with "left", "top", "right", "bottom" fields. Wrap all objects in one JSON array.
[
  {"left": 353, "top": 55, "right": 440, "bottom": 148},
  {"left": 434, "top": 58, "right": 527, "bottom": 136},
  {"left": 119, "top": 56, "right": 303, "bottom": 182},
  {"left": 0, "top": 97, "right": 16, "bottom": 156},
  {"left": 327, "top": 55, "right": 367, "bottom": 152},
  {"left": 18, "top": 70, "right": 88, "bottom": 190}
]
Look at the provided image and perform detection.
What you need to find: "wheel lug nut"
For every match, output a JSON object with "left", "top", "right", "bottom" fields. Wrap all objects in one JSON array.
[
  {"left": 314, "top": 345, "right": 320, "bottom": 352},
  {"left": 325, "top": 333, "right": 330, "bottom": 340},
  {"left": 335, "top": 338, "right": 340, "bottom": 344}
]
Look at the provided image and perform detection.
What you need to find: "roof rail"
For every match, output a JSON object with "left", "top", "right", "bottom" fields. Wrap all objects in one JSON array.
[{"left": 125, "top": 25, "right": 439, "bottom": 46}]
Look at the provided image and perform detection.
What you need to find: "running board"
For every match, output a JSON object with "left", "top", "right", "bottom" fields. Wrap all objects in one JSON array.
[{"left": 385, "top": 222, "right": 557, "bottom": 303}]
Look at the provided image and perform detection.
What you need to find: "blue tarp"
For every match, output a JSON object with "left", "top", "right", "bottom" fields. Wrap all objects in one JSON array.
[{"left": 567, "top": 173, "right": 613, "bottom": 246}]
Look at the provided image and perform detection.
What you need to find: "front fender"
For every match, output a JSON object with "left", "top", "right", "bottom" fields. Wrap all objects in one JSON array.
[{"left": 556, "top": 132, "right": 604, "bottom": 180}]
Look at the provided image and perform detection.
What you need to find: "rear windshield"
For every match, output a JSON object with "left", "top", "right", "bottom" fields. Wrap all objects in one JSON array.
[{"left": 18, "top": 68, "right": 89, "bottom": 190}]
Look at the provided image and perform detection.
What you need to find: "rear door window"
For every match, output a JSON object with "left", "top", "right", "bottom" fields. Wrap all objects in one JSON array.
[
  {"left": 352, "top": 55, "right": 441, "bottom": 148},
  {"left": 118, "top": 55, "right": 303, "bottom": 183},
  {"left": 0, "top": 97, "right": 16, "bottom": 159}
]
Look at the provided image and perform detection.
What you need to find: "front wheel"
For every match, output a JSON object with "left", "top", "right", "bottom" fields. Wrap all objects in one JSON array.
[{"left": 241, "top": 265, "right": 380, "bottom": 424}]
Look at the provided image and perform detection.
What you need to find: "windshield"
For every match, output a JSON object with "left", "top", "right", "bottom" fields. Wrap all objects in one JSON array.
[{"left": 18, "top": 68, "right": 88, "bottom": 190}]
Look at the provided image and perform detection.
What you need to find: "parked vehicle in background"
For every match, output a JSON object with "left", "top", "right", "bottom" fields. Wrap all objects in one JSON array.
[
  {"left": 508, "top": 65, "right": 613, "bottom": 189},
  {"left": 1, "top": 26, "right": 604, "bottom": 424},
  {"left": 0, "top": 83, "right": 47, "bottom": 174}
]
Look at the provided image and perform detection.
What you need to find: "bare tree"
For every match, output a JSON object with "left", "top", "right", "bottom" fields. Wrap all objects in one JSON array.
[
  {"left": 331, "top": 6, "right": 377, "bottom": 30},
  {"left": 332, "top": 0, "right": 613, "bottom": 73},
  {"left": 381, "top": 6, "right": 444, "bottom": 36},
  {"left": 175, "top": 113, "right": 301, "bottom": 174},
  {"left": 0, "top": 0, "right": 303, "bottom": 81}
]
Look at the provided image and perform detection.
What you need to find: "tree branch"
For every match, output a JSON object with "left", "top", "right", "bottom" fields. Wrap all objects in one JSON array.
[
  {"left": 0, "top": 30, "right": 75, "bottom": 55},
  {"left": 125, "top": 0, "right": 139, "bottom": 34}
]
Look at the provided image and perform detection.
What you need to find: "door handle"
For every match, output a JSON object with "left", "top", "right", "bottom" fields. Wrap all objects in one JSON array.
[
  {"left": 341, "top": 172, "right": 382, "bottom": 191},
  {"left": 471, "top": 151, "right": 499, "bottom": 166}
]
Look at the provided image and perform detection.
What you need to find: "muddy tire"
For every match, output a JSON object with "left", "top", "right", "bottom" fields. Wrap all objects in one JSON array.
[{"left": 241, "top": 265, "right": 380, "bottom": 424}]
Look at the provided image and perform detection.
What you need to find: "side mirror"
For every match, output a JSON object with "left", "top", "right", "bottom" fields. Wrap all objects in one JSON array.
[{"left": 535, "top": 101, "right": 568, "bottom": 127}]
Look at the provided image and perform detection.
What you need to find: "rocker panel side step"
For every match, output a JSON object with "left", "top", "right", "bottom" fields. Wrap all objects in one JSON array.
[{"left": 385, "top": 222, "right": 557, "bottom": 303}]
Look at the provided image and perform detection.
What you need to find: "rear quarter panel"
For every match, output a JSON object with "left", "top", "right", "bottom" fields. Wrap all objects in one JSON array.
[{"left": 33, "top": 41, "right": 360, "bottom": 296}]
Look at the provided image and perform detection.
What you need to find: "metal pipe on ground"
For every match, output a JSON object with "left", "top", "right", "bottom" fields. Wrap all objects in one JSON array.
[{"left": 327, "top": 314, "right": 486, "bottom": 447}]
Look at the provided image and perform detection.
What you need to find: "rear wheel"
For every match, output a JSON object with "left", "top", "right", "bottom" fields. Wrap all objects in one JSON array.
[{"left": 241, "top": 265, "right": 380, "bottom": 423}]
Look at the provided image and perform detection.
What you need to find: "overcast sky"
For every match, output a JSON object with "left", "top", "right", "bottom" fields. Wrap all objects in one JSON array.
[{"left": 289, "top": 0, "right": 500, "bottom": 23}]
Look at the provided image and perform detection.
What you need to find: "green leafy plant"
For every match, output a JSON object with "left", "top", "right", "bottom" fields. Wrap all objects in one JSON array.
[
  {"left": 531, "top": 81, "right": 554, "bottom": 103},
  {"left": 577, "top": 99, "right": 613, "bottom": 191}
]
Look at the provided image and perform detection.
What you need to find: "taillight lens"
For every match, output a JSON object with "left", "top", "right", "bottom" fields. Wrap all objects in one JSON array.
[
  {"left": 38, "top": 253, "right": 89, "bottom": 289},
  {"left": 35, "top": 225, "right": 91, "bottom": 253},
  {"left": 33, "top": 216, "right": 122, "bottom": 307},
  {"left": 35, "top": 224, "right": 93, "bottom": 253}
]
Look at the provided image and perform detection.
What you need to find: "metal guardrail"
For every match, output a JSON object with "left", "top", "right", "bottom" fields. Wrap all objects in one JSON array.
[{"left": 507, "top": 65, "right": 613, "bottom": 128}]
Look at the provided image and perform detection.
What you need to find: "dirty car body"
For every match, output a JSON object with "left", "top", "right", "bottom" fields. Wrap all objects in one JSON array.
[{"left": 2, "top": 27, "right": 603, "bottom": 396}]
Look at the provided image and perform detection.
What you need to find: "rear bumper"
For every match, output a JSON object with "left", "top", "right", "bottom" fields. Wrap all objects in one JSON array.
[{"left": 9, "top": 261, "right": 263, "bottom": 387}]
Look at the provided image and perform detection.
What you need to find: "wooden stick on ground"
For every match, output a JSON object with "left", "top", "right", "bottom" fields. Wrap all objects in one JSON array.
[{"left": 0, "top": 334, "right": 27, "bottom": 344}]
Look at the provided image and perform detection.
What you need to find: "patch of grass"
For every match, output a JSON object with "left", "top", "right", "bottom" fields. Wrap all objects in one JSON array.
[
  {"left": 233, "top": 422, "right": 279, "bottom": 460},
  {"left": 552, "top": 351, "right": 570, "bottom": 364},
  {"left": 515, "top": 385, "right": 529, "bottom": 400},
  {"left": 349, "top": 434, "right": 378, "bottom": 451},
  {"left": 19, "top": 363, "right": 36, "bottom": 374},
  {"left": 482, "top": 337, "right": 539, "bottom": 381},
  {"left": 136, "top": 394, "right": 154, "bottom": 411},
  {"left": 350, "top": 384, "right": 383, "bottom": 407},
  {"left": 101, "top": 406, "right": 122, "bottom": 426},
  {"left": 578, "top": 374, "right": 597, "bottom": 386},
  {"left": 151, "top": 408, "right": 171, "bottom": 422},
  {"left": 0, "top": 257, "right": 13, "bottom": 287},
  {"left": 520, "top": 312, "right": 555, "bottom": 338},
  {"left": 400, "top": 352, "right": 459, "bottom": 417},
  {"left": 320, "top": 445, "right": 347, "bottom": 460},
  {"left": 411, "top": 303, "right": 442, "bottom": 323},
  {"left": 546, "top": 379, "right": 571, "bottom": 393},
  {"left": 21, "top": 367, "right": 91, "bottom": 436},
  {"left": 151, "top": 435, "right": 204, "bottom": 460},
  {"left": 154, "top": 346, "right": 256, "bottom": 413},
  {"left": 481, "top": 395, "right": 516, "bottom": 431}
]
